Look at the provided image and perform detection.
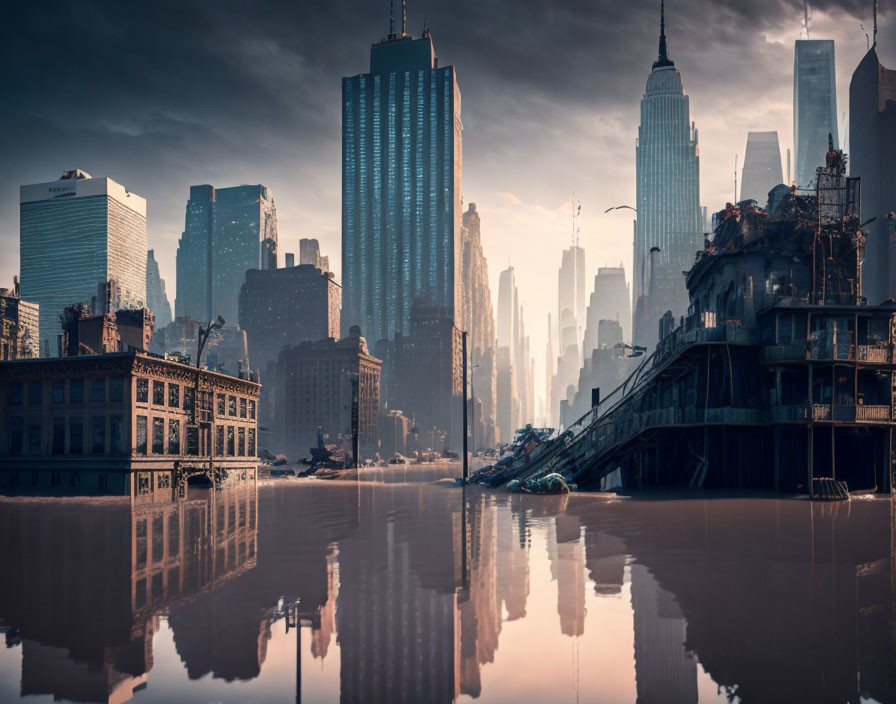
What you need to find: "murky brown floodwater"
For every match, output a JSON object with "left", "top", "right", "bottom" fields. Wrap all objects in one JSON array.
[{"left": 1, "top": 466, "right": 895, "bottom": 704}]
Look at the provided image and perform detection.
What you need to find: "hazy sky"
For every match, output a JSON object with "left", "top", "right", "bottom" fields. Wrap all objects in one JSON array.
[{"left": 2, "top": 0, "right": 892, "bottom": 405}]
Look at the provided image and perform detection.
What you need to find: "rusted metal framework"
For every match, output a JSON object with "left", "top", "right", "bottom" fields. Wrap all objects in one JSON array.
[{"left": 536, "top": 148, "right": 896, "bottom": 496}]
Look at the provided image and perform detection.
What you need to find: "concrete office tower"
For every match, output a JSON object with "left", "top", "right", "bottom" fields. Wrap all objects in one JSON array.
[
  {"left": 145, "top": 249, "right": 172, "bottom": 329},
  {"left": 850, "top": 46, "right": 896, "bottom": 304},
  {"left": 583, "top": 265, "right": 631, "bottom": 359},
  {"left": 740, "top": 131, "right": 784, "bottom": 205},
  {"left": 175, "top": 184, "right": 278, "bottom": 326},
  {"left": 557, "top": 245, "right": 585, "bottom": 341},
  {"left": 300, "top": 237, "right": 330, "bottom": 272},
  {"left": 341, "top": 17, "right": 462, "bottom": 345},
  {"left": 633, "top": 4, "right": 701, "bottom": 350},
  {"left": 20, "top": 170, "right": 146, "bottom": 354},
  {"left": 276, "top": 326, "right": 381, "bottom": 461},
  {"left": 460, "top": 203, "right": 497, "bottom": 447},
  {"left": 238, "top": 265, "right": 340, "bottom": 374},
  {"left": 794, "top": 40, "right": 838, "bottom": 190}
]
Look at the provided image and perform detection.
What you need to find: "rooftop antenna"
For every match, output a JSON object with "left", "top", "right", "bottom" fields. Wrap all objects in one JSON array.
[
  {"left": 390, "top": 0, "right": 395, "bottom": 38},
  {"left": 402, "top": 0, "right": 407, "bottom": 37},
  {"left": 861, "top": 23, "right": 870, "bottom": 51},
  {"left": 873, "top": 0, "right": 878, "bottom": 48},
  {"left": 802, "top": 0, "right": 811, "bottom": 38},
  {"left": 734, "top": 154, "right": 739, "bottom": 202},
  {"left": 572, "top": 192, "right": 582, "bottom": 248},
  {"left": 422, "top": 11, "right": 428, "bottom": 36}
]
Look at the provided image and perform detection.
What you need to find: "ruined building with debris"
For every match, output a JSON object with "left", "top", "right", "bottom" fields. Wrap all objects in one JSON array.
[{"left": 529, "top": 146, "right": 895, "bottom": 497}]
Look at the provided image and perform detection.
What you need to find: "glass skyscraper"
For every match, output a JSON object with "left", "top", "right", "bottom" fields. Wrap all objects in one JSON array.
[
  {"left": 740, "top": 131, "right": 784, "bottom": 205},
  {"left": 175, "top": 184, "right": 278, "bottom": 326},
  {"left": 19, "top": 170, "right": 147, "bottom": 354},
  {"left": 633, "top": 5, "right": 701, "bottom": 349},
  {"left": 793, "top": 40, "right": 838, "bottom": 190},
  {"left": 849, "top": 46, "right": 896, "bottom": 304},
  {"left": 341, "top": 24, "right": 462, "bottom": 345}
]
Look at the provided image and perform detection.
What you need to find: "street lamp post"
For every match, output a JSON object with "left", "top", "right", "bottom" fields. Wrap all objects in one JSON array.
[{"left": 192, "top": 316, "right": 224, "bottom": 483}]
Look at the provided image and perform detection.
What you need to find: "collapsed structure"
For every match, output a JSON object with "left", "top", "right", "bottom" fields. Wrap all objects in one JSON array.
[{"left": 477, "top": 146, "right": 895, "bottom": 497}]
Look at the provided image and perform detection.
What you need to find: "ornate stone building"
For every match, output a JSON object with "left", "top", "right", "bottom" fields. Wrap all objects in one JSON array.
[
  {"left": 0, "top": 279, "right": 39, "bottom": 360},
  {"left": 0, "top": 350, "right": 260, "bottom": 486}
]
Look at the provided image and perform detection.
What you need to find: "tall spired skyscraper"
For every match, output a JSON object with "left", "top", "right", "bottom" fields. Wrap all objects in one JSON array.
[
  {"left": 633, "top": 2, "right": 701, "bottom": 350},
  {"left": 793, "top": 39, "right": 838, "bottom": 190},
  {"left": 341, "top": 10, "right": 462, "bottom": 346}
]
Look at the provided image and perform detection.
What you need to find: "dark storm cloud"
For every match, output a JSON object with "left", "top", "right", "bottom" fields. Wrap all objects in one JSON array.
[{"left": 0, "top": 0, "right": 885, "bottom": 286}]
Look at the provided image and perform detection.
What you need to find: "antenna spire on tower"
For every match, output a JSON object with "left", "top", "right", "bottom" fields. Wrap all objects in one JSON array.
[
  {"left": 402, "top": 0, "right": 407, "bottom": 36},
  {"left": 390, "top": 0, "right": 395, "bottom": 38},
  {"left": 873, "top": 0, "right": 878, "bottom": 48},
  {"left": 653, "top": 0, "right": 674, "bottom": 69},
  {"left": 803, "top": 0, "right": 811, "bottom": 39}
]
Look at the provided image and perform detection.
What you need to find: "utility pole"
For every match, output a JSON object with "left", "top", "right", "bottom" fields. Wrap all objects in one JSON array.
[
  {"left": 191, "top": 316, "right": 224, "bottom": 484},
  {"left": 350, "top": 374, "right": 360, "bottom": 469},
  {"left": 462, "top": 330, "right": 469, "bottom": 480}
]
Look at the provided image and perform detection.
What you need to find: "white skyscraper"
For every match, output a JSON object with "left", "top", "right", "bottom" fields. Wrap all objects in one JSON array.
[{"left": 20, "top": 170, "right": 147, "bottom": 354}]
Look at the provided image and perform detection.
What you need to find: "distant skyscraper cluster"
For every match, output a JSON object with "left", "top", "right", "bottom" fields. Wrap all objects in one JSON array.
[{"left": 175, "top": 184, "right": 278, "bottom": 326}]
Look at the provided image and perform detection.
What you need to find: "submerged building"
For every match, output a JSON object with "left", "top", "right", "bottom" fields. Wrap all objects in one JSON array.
[
  {"left": 523, "top": 147, "right": 895, "bottom": 496},
  {"left": 275, "top": 326, "right": 381, "bottom": 462}
]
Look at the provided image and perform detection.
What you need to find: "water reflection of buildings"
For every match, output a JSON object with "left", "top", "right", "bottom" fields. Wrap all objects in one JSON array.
[
  {"left": 0, "top": 473, "right": 257, "bottom": 703},
  {"left": 3, "top": 482, "right": 896, "bottom": 703},
  {"left": 566, "top": 496, "right": 896, "bottom": 704}
]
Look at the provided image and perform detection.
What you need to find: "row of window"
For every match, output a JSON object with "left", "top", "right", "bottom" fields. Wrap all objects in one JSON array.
[
  {"left": 135, "top": 416, "right": 256, "bottom": 458},
  {"left": 8, "top": 415, "right": 124, "bottom": 456},
  {"left": 9, "top": 378, "right": 125, "bottom": 407},
  {"left": 135, "top": 378, "right": 256, "bottom": 419}
]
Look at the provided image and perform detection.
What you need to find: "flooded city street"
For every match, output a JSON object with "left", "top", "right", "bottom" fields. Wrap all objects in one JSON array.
[{"left": 1, "top": 467, "right": 895, "bottom": 703}]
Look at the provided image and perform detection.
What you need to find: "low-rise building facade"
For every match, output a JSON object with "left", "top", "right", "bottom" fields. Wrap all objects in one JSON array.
[
  {"left": 275, "top": 326, "right": 381, "bottom": 461},
  {"left": 0, "top": 350, "right": 260, "bottom": 491}
]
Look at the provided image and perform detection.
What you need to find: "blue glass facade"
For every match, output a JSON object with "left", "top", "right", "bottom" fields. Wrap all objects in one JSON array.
[
  {"left": 20, "top": 173, "right": 147, "bottom": 354},
  {"left": 342, "top": 34, "right": 462, "bottom": 345},
  {"left": 175, "top": 184, "right": 278, "bottom": 326},
  {"left": 794, "top": 40, "right": 838, "bottom": 190}
]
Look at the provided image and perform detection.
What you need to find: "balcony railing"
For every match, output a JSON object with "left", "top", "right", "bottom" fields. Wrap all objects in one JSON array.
[
  {"left": 771, "top": 405, "right": 811, "bottom": 422},
  {"left": 760, "top": 344, "right": 806, "bottom": 364},
  {"left": 856, "top": 405, "right": 890, "bottom": 422},
  {"left": 857, "top": 344, "right": 891, "bottom": 363}
]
